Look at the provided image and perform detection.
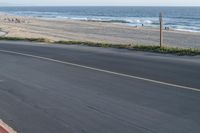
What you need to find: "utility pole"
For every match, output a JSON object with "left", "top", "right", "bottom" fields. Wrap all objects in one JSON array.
[{"left": 159, "top": 12, "right": 163, "bottom": 47}]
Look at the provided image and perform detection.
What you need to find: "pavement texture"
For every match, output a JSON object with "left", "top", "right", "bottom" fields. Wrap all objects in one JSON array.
[{"left": 0, "top": 41, "right": 200, "bottom": 133}]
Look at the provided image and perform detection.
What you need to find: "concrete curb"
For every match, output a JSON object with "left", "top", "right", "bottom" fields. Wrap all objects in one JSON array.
[{"left": 0, "top": 120, "right": 17, "bottom": 133}]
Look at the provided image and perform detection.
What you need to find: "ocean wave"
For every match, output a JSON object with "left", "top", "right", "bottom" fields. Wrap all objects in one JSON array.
[
  {"left": 173, "top": 25, "right": 200, "bottom": 32},
  {"left": 170, "top": 16, "right": 200, "bottom": 20},
  {"left": 67, "top": 17, "right": 155, "bottom": 25},
  {"left": 175, "top": 29, "right": 200, "bottom": 33}
]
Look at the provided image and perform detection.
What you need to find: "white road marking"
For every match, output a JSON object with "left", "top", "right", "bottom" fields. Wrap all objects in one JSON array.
[{"left": 0, "top": 49, "right": 199, "bottom": 92}]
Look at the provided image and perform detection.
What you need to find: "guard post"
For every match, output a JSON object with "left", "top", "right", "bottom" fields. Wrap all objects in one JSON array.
[{"left": 159, "top": 12, "right": 163, "bottom": 47}]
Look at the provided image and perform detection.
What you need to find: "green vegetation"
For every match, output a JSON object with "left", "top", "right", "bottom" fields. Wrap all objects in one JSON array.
[
  {"left": 0, "top": 36, "right": 50, "bottom": 42},
  {"left": 55, "top": 40, "right": 200, "bottom": 56},
  {"left": 132, "top": 45, "right": 200, "bottom": 56},
  {"left": 55, "top": 40, "right": 131, "bottom": 48},
  {"left": 0, "top": 36, "right": 200, "bottom": 56}
]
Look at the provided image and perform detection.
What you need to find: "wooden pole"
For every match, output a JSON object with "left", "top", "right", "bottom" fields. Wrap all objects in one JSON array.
[{"left": 159, "top": 12, "right": 163, "bottom": 47}]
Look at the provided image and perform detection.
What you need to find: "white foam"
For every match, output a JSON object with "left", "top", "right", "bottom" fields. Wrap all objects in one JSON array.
[
  {"left": 0, "top": 31, "right": 6, "bottom": 36},
  {"left": 175, "top": 29, "right": 200, "bottom": 33},
  {"left": 143, "top": 20, "right": 153, "bottom": 24}
]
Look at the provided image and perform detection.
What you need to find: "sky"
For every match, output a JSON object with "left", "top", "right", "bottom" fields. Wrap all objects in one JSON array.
[{"left": 1, "top": 0, "right": 200, "bottom": 6}]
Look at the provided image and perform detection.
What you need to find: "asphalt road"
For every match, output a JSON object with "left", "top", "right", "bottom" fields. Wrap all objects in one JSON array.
[{"left": 0, "top": 41, "right": 200, "bottom": 133}]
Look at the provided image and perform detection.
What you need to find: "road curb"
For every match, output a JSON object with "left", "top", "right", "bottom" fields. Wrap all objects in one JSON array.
[{"left": 0, "top": 120, "right": 17, "bottom": 133}]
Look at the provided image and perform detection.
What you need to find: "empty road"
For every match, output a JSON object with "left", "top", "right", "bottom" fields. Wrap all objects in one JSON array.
[{"left": 0, "top": 41, "right": 200, "bottom": 133}]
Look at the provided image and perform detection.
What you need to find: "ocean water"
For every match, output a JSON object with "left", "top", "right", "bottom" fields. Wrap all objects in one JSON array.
[{"left": 0, "top": 6, "right": 200, "bottom": 32}]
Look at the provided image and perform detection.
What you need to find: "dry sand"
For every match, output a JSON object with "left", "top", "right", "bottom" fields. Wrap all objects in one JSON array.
[{"left": 0, "top": 13, "right": 200, "bottom": 48}]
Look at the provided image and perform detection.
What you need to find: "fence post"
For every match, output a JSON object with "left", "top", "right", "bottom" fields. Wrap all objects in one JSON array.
[{"left": 159, "top": 12, "right": 163, "bottom": 47}]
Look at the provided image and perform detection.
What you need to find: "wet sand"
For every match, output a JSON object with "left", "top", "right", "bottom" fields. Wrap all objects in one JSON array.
[{"left": 0, "top": 13, "right": 200, "bottom": 48}]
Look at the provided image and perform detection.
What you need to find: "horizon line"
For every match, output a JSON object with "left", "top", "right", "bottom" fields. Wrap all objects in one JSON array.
[{"left": 0, "top": 5, "right": 200, "bottom": 7}]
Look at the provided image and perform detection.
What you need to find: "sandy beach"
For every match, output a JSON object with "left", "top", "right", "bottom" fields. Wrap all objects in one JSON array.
[{"left": 0, "top": 13, "right": 200, "bottom": 48}]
